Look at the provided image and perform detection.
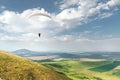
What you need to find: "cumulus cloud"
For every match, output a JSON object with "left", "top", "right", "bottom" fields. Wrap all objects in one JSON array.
[
  {"left": 98, "top": 13, "right": 113, "bottom": 19},
  {"left": 0, "top": 0, "right": 120, "bottom": 39},
  {"left": 59, "top": 0, "right": 80, "bottom": 10},
  {"left": 47, "top": 37, "right": 120, "bottom": 52},
  {"left": 0, "top": 8, "right": 58, "bottom": 41},
  {"left": 55, "top": 0, "right": 120, "bottom": 29},
  {"left": 107, "top": 0, "right": 120, "bottom": 7},
  {"left": 0, "top": 0, "right": 120, "bottom": 51}
]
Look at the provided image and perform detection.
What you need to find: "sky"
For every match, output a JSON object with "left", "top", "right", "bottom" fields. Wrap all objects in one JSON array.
[{"left": 0, "top": 0, "right": 120, "bottom": 52}]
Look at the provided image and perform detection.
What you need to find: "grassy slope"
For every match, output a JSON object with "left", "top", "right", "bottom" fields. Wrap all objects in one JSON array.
[
  {"left": 41, "top": 60, "right": 120, "bottom": 80},
  {"left": 0, "top": 51, "right": 71, "bottom": 80},
  {"left": 89, "top": 61, "right": 120, "bottom": 72},
  {"left": 41, "top": 61, "right": 102, "bottom": 80},
  {"left": 112, "top": 70, "right": 120, "bottom": 76}
]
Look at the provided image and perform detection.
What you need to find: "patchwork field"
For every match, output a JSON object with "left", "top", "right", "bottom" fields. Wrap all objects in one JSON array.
[
  {"left": 36, "top": 59, "right": 120, "bottom": 80},
  {"left": 26, "top": 55, "right": 57, "bottom": 60},
  {"left": 80, "top": 58, "right": 106, "bottom": 62},
  {"left": 12, "top": 49, "right": 120, "bottom": 80},
  {"left": 89, "top": 61, "right": 120, "bottom": 72}
]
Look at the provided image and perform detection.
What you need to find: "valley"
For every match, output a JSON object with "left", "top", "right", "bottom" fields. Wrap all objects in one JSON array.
[{"left": 12, "top": 49, "right": 120, "bottom": 80}]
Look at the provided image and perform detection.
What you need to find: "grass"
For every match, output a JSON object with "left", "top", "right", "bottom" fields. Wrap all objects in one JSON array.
[
  {"left": 89, "top": 61, "right": 120, "bottom": 72},
  {"left": 80, "top": 61, "right": 112, "bottom": 68},
  {"left": 0, "top": 51, "right": 71, "bottom": 80},
  {"left": 112, "top": 70, "right": 120, "bottom": 76},
  {"left": 40, "top": 60, "right": 102, "bottom": 80},
  {"left": 38, "top": 59, "right": 120, "bottom": 80}
]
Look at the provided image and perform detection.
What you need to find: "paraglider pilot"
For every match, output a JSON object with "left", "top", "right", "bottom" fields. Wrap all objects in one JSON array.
[{"left": 38, "top": 33, "right": 41, "bottom": 37}]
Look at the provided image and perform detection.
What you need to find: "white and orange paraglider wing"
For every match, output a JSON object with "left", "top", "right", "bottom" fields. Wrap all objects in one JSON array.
[{"left": 28, "top": 13, "right": 52, "bottom": 19}]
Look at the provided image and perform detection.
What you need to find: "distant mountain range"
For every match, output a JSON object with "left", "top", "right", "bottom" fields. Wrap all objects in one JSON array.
[
  {"left": 11, "top": 49, "right": 81, "bottom": 58},
  {"left": 12, "top": 49, "right": 51, "bottom": 57},
  {"left": 11, "top": 49, "right": 120, "bottom": 60}
]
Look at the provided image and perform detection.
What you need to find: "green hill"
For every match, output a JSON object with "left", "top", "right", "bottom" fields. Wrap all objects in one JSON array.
[
  {"left": 89, "top": 61, "right": 120, "bottom": 72},
  {"left": 0, "top": 51, "right": 71, "bottom": 80}
]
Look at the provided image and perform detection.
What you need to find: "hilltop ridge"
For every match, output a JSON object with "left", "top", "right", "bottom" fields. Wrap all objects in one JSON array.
[{"left": 0, "top": 51, "right": 71, "bottom": 80}]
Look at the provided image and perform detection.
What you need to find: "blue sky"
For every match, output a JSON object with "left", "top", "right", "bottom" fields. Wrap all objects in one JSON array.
[
  {"left": 0, "top": 0, "right": 120, "bottom": 52},
  {"left": 0, "top": 0, "right": 59, "bottom": 12}
]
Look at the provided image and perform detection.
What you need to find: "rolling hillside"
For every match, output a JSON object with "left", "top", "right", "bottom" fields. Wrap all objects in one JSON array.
[
  {"left": 0, "top": 51, "right": 71, "bottom": 80},
  {"left": 40, "top": 60, "right": 120, "bottom": 80}
]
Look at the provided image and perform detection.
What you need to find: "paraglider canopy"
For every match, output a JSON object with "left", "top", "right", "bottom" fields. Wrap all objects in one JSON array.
[
  {"left": 28, "top": 12, "right": 51, "bottom": 38},
  {"left": 29, "top": 13, "right": 52, "bottom": 19}
]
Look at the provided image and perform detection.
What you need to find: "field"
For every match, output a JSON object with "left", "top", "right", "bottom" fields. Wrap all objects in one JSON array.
[
  {"left": 12, "top": 49, "right": 120, "bottom": 80},
  {"left": 90, "top": 61, "right": 120, "bottom": 72},
  {"left": 26, "top": 55, "right": 57, "bottom": 60},
  {"left": 35, "top": 58, "right": 120, "bottom": 80}
]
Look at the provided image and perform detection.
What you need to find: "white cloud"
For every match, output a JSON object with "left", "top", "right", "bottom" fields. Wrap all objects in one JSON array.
[
  {"left": 0, "top": 8, "right": 58, "bottom": 35},
  {"left": 49, "top": 37, "right": 120, "bottom": 52},
  {"left": 0, "top": 0, "right": 120, "bottom": 36},
  {"left": 55, "top": 0, "right": 120, "bottom": 29},
  {"left": 0, "top": 0, "right": 120, "bottom": 51},
  {"left": 107, "top": 0, "right": 120, "bottom": 7},
  {"left": 59, "top": 0, "right": 80, "bottom": 10},
  {"left": 98, "top": 12, "right": 113, "bottom": 19}
]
